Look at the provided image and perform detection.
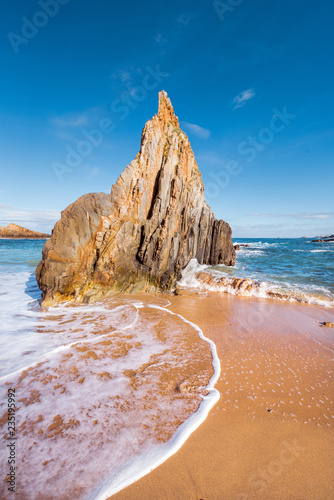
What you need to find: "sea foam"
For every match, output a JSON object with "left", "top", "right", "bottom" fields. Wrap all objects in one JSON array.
[
  {"left": 0, "top": 271, "right": 220, "bottom": 499},
  {"left": 178, "top": 258, "right": 334, "bottom": 307}
]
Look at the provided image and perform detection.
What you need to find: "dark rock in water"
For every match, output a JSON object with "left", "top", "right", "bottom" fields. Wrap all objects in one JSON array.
[
  {"left": 36, "top": 91, "right": 236, "bottom": 305},
  {"left": 0, "top": 223, "right": 50, "bottom": 239},
  {"left": 312, "top": 235, "right": 334, "bottom": 242},
  {"left": 234, "top": 244, "right": 240, "bottom": 251},
  {"left": 320, "top": 322, "right": 334, "bottom": 328}
]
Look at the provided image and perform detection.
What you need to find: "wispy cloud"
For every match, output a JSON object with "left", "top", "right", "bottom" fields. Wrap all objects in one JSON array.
[
  {"left": 231, "top": 223, "right": 285, "bottom": 238},
  {"left": 233, "top": 88, "right": 256, "bottom": 109},
  {"left": 52, "top": 113, "right": 89, "bottom": 128},
  {"left": 248, "top": 212, "right": 334, "bottom": 220},
  {"left": 197, "top": 153, "right": 224, "bottom": 166},
  {"left": 154, "top": 33, "right": 167, "bottom": 45},
  {"left": 180, "top": 121, "right": 211, "bottom": 140},
  {"left": 52, "top": 129, "right": 82, "bottom": 143},
  {"left": 0, "top": 207, "right": 60, "bottom": 226},
  {"left": 232, "top": 221, "right": 334, "bottom": 238},
  {"left": 110, "top": 68, "right": 144, "bottom": 97},
  {"left": 118, "top": 70, "right": 131, "bottom": 83},
  {"left": 50, "top": 107, "right": 105, "bottom": 142},
  {"left": 89, "top": 167, "right": 103, "bottom": 177}
]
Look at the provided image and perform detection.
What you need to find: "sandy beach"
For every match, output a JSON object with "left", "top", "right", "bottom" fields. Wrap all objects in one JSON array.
[{"left": 111, "top": 292, "right": 334, "bottom": 500}]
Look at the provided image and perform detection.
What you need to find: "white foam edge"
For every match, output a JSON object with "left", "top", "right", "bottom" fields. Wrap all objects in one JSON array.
[
  {"left": 0, "top": 303, "right": 141, "bottom": 383},
  {"left": 87, "top": 303, "right": 221, "bottom": 500}
]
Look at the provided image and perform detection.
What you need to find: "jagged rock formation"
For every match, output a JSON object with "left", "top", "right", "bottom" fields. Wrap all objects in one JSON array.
[
  {"left": 0, "top": 224, "right": 50, "bottom": 239},
  {"left": 36, "top": 91, "right": 235, "bottom": 305}
]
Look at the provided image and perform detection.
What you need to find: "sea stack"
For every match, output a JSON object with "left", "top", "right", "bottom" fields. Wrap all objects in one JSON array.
[{"left": 36, "top": 91, "right": 236, "bottom": 305}]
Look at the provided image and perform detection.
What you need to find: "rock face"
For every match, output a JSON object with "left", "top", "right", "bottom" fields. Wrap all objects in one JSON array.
[
  {"left": 36, "top": 91, "right": 236, "bottom": 305},
  {"left": 0, "top": 224, "right": 50, "bottom": 239}
]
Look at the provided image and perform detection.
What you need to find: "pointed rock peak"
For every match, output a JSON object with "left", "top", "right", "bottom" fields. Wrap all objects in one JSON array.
[
  {"left": 157, "top": 90, "right": 179, "bottom": 128},
  {"left": 36, "top": 90, "right": 235, "bottom": 305}
]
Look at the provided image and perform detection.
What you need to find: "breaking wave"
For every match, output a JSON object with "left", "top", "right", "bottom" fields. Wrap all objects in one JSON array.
[{"left": 178, "top": 259, "right": 334, "bottom": 308}]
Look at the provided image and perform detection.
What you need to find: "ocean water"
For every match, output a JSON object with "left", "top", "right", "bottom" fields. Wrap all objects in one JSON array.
[
  {"left": 0, "top": 239, "right": 219, "bottom": 499},
  {"left": 180, "top": 238, "right": 334, "bottom": 307}
]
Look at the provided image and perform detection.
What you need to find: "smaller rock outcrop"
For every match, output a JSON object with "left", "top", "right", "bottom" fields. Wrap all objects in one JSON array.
[
  {"left": 234, "top": 244, "right": 250, "bottom": 251},
  {"left": 312, "top": 237, "right": 334, "bottom": 242},
  {"left": 196, "top": 272, "right": 257, "bottom": 294},
  {"left": 0, "top": 224, "right": 50, "bottom": 239}
]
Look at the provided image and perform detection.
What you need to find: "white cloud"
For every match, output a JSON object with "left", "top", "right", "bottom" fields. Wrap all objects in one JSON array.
[
  {"left": 248, "top": 212, "right": 334, "bottom": 220},
  {"left": 197, "top": 153, "right": 224, "bottom": 166},
  {"left": 119, "top": 70, "right": 131, "bottom": 83},
  {"left": 155, "top": 33, "right": 167, "bottom": 44},
  {"left": 233, "top": 88, "right": 256, "bottom": 109},
  {"left": 110, "top": 68, "right": 143, "bottom": 97},
  {"left": 231, "top": 223, "right": 285, "bottom": 238},
  {"left": 51, "top": 105, "right": 103, "bottom": 132},
  {"left": 180, "top": 121, "right": 211, "bottom": 140},
  {"left": 232, "top": 221, "right": 334, "bottom": 238},
  {"left": 52, "top": 129, "right": 81, "bottom": 143},
  {"left": 52, "top": 113, "right": 89, "bottom": 128},
  {"left": 90, "top": 167, "right": 103, "bottom": 177},
  {"left": 0, "top": 208, "right": 60, "bottom": 227}
]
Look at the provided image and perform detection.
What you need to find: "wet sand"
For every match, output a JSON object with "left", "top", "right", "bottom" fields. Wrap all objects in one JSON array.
[
  {"left": 0, "top": 297, "right": 216, "bottom": 499},
  {"left": 112, "top": 292, "right": 334, "bottom": 500}
]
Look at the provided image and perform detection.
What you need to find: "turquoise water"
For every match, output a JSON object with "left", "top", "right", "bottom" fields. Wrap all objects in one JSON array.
[
  {"left": 0, "top": 238, "right": 44, "bottom": 270},
  {"left": 0, "top": 237, "right": 333, "bottom": 307},
  {"left": 0, "top": 239, "right": 48, "bottom": 376},
  {"left": 212, "top": 237, "right": 334, "bottom": 305}
]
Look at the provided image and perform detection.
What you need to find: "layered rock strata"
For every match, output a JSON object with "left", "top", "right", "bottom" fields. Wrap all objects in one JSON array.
[{"left": 36, "top": 91, "right": 235, "bottom": 305}]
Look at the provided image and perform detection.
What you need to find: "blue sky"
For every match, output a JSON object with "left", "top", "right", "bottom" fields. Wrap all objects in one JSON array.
[{"left": 0, "top": 0, "right": 333, "bottom": 237}]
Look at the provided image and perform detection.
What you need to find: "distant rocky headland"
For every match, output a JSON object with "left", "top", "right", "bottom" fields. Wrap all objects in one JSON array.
[
  {"left": 36, "top": 91, "right": 236, "bottom": 305},
  {"left": 312, "top": 235, "right": 334, "bottom": 242},
  {"left": 0, "top": 223, "right": 50, "bottom": 239}
]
